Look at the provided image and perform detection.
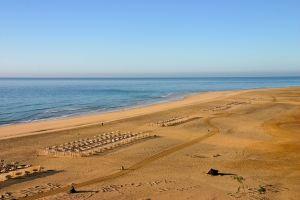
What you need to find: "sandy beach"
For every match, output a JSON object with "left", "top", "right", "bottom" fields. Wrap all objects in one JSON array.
[{"left": 0, "top": 87, "right": 300, "bottom": 200}]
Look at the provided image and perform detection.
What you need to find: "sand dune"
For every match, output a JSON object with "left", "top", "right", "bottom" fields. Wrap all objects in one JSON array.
[{"left": 0, "top": 87, "right": 299, "bottom": 200}]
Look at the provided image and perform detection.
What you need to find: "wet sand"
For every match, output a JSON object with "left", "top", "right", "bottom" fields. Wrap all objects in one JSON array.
[{"left": 0, "top": 87, "right": 299, "bottom": 200}]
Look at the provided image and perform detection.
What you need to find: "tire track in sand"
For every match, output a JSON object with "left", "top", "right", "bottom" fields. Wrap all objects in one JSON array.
[{"left": 20, "top": 116, "right": 220, "bottom": 200}]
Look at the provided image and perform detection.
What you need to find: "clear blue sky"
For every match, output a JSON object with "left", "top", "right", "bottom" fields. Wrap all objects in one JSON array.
[{"left": 0, "top": 0, "right": 299, "bottom": 77}]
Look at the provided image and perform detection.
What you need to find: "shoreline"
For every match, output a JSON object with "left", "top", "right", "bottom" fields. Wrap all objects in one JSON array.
[
  {"left": 2, "top": 77, "right": 300, "bottom": 128},
  {"left": 0, "top": 89, "right": 246, "bottom": 140},
  {"left": 0, "top": 90, "right": 188, "bottom": 128},
  {"left": 0, "top": 86, "right": 297, "bottom": 140}
]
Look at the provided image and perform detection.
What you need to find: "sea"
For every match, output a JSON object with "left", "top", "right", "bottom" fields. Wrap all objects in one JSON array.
[{"left": 1, "top": 77, "right": 300, "bottom": 126}]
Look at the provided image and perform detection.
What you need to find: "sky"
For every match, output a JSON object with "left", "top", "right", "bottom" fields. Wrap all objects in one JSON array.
[{"left": 0, "top": 0, "right": 299, "bottom": 77}]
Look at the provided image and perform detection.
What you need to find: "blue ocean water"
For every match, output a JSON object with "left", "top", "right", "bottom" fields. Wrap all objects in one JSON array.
[{"left": 0, "top": 77, "right": 300, "bottom": 126}]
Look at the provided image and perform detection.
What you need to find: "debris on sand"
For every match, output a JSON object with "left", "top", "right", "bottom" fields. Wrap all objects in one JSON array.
[
  {"left": 258, "top": 185, "right": 266, "bottom": 194},
  {"left": 69, "top": 185, "right": 77, "bottom": 194},
  {"left": 233, "top": 175, "right": 245, "bottom": 183},
  {"left": 207, "top": 168, "right": 219, "bottom": 176}
]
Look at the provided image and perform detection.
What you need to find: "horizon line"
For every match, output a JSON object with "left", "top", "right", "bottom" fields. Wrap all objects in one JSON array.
[{"left": 1, "top": 75, "right": 300, "bottom": 79}]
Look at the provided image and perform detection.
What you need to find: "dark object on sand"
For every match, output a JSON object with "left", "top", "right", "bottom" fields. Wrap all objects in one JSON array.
[
  {"left": 258, "top": 185, "right": 266, "bottom": 194},
  {"left": 121, "top": 166, "right": 125, "bottom": 170},
  {"left": 207, "top": 168, "right": 219, "bottom": 176},
  {"left": 69, "top": 185, "right": 77, "bottom": 193}
]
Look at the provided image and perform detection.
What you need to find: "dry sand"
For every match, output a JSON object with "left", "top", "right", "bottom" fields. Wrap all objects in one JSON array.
[{"left": 0, "top": 87, "right": 299, "bottom": 200}]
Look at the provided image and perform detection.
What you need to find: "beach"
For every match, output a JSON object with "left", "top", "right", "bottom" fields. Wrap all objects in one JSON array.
[{"left": 0, "top": 87, "right": 300, "bottom": 200}]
